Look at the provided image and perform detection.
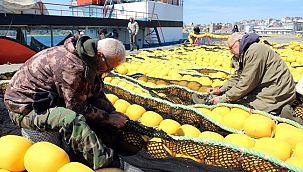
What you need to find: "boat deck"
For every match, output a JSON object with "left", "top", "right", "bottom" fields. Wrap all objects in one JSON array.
[
  {"left": 0, "top": 64, "right": 23, "bottom": 75},
  {"left": 0, "top": 13, "right": 182, "bottom": 30},
  {"left": 0, "top": 44, "right": 181, "bottom": 75}
]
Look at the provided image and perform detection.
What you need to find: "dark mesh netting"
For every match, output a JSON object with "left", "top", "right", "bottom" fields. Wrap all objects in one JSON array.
[
  {"left": 0, "top": 93, "right": 21, "bottom": 137},
  {"left": 195, "top": 68, "right": 230, "bottom": 76},
  {"left": 292, "top": 93, "right": 303, "bottom": 119},
  {"left": 1, "top": 72, "right": 29, "bottom": 137},
  {"left": 104, "top": 83, "right": 223, "bottom": 133},
  {"left": 0, "top": 72, "right": 302, "bottom": 171},
  {"left": 122, "top": 150, "right": 241, "bottom": 172},
  {"left": 294, "top": 104, "right": 303, "bottom": 118},
  {"left": 107, "top": 72, "right": 210, "bottom": 105},
  {"left": 120, "top": 121, "right": 290, "bottom": 172},
  {"left": 0, "top": 71, "right": 15, "bottom": 93},
  {"left": 103, "top": 83, "right": 302, "bottom": 171},
  {"left": 0, "top": 72, "right": 15, "bottom": 80}
]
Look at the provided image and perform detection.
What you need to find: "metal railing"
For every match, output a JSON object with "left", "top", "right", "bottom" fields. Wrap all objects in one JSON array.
[
  {"left": 95, "top": 0, "right": 184, "bottom": 6},
  {"left": 17, "top": 1, "right": 170, "bottom": 45},
  {"left": 31, "top": 2, "right": 162, "bottom": 22},
  {"left": 156, "top": 0, "right": 184, "bottom": 6}
]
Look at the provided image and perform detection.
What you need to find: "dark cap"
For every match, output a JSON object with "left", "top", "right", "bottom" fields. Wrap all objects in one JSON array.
[
  {"left": 76, "top": 36, "right": 99, "bottom": 85},
  {"left": 98, "top": 28, "right": 108, "bottom": 35}
]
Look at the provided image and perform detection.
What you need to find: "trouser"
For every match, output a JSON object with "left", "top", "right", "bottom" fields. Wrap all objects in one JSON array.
[
  {"left": 8, "top": 107, "right": 113, "bottom": 170},
  {"left": 237, "top": 98, "right": 280, "bottom": 114},
  {"left": 236, "top": 99, "right": 256, "bottom": 110},
  {"left": 129, "top": 34, "right": 139, "bottom": 50},
  {"left": 191, "top": 36, "right": 196, "bottom": 44}
]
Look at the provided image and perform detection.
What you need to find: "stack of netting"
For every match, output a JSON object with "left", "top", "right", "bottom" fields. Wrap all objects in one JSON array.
[
  {"left": 0, "top": 80, "right": 9, "bottom": 94},
  {"left": 104, "top": 80, "right": 303, "bottom": 172},
  {"left": 293, "top": 96, "right": 303, "bottom": 119},
  {"left": 0, "top": 71, "right": 14, "bottom": 94},
  {"left": 1, "top": 70, "right": 303, "bottom": 171},
  {"left": 113, "top": 67, "right": 232, "bottom": 105},
  {"left": 109, "top": 72, "right": 209, "bottom": 106},
  {"left": 183, "top": 67, "right": 232, "bottom": 76},
  {"left": 105, "top": 82, "right": 217, "bottom": 132},
  {"left": 110, "top": 71, "right": 303, "bottom": 121}
]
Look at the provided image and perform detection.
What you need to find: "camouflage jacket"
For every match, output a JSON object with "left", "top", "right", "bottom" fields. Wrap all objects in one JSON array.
[{"left": 4, "top": 36, "right": 115, "bottom": 124}]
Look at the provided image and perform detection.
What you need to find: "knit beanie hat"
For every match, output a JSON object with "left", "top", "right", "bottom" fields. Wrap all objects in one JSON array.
[{"left": 98, "top": 28, "right": 108, "bottom": 35}]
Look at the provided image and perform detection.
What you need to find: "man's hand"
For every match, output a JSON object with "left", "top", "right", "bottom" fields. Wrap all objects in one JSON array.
[
  {"left": 207, "top": 88, "right": 222, "bottom": 95},
  {"left": 209, "top": 96, "right": 221, "bottom": 104},
  {"left": 108, "top": 111, "right": 129, "bottom": 129}
]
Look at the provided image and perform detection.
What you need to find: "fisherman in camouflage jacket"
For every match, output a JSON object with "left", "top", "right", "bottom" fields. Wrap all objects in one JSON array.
[{"left": 4, "top": 35, "right": 129, "bottom": 170}]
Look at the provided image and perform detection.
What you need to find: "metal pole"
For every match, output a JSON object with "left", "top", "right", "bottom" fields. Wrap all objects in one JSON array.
[
  {"left": 85, "top": 26, "right": 88, "bottom": 37},
  {"left": 50, "top": 26, "right": 54, "bottom": 47},
  {"left": 24, "top": 28, "right": 27, "bottom": 44}
]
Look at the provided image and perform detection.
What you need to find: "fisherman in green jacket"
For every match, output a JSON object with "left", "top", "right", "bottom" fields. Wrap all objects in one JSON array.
[{"left": 198, "top": 32, "right": 297, "bottom": 120}]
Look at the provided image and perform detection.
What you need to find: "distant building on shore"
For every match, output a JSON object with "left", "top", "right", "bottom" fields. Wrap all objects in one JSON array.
[
  {"left": 184, "top": 16, "right": 303, "bottom": 35},
  {"left": 209, "top": 23, "right": 215, "bottom": 33},
  {"left": 254, "top": 26, "right": 293, "bottom": 35},
  {"left": 214, "top": 27, "right": 233, "bottom": 34}
]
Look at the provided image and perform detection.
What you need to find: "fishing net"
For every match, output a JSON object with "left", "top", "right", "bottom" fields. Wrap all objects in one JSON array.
[
  {"left": 104, "top": 82, "right": 223, "bottom": 133},
  {"left": 188, "top": 67, "right": 232, "bottom": 76},
  {"left": 107, "top": 71, "right": 303, "bottom": 124},
  {"left": 292, "top": 93, "right": 303, "bottom": 119},
  {"left": 21, "top": 128, "right": 62, "bottom": 147},
  {"left": 120, "top": 120, "right": 296, "bottom": 172},
  {"left": 103, "top": 82, "right": 303, "bottom": 172},
  {"left": 1, "top": 71, "right": 303, "bottom": 171},
  {"left": 0, "top": 80, "right": 9, "bottom": 94},
  {"left": 0, "top": 70, "right": 16, "bottom": 93},
  {"left": 294, "top": 104, "right": 303, "bottom": 118},
  {"left": 145, "top": 136, "right": 290, "bottom": 171},
  {"left": 108, "top": 72, "right": 210, "bottom": 106}
]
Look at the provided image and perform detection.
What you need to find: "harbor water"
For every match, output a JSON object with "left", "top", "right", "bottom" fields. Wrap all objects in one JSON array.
[
  {"left": 26, "top": 35, "right": 67, "bottom": 47},
  {"left": 27, "top": 34, "right": 189, "bottom": 47}
]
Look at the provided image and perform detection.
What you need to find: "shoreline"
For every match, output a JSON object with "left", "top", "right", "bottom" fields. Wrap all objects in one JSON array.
[
  {"left": 260, "top": 34, "right": 302, "bottom": 44},
  {"left": 182, "top": 33, "right": 302, "bottom": 44}
]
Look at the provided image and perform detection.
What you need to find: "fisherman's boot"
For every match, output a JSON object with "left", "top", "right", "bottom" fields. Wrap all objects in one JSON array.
[
  {"left": 192, "top": 93, "right": 206, "bottom": 104},
  {"left": 280, "top": 104, "right": 303, "bottom": 125},
  {"left": 130, "top": 43, "right": 134, "bottom": 51},
  {"left": 136, "top": 42, "right": 139, "bottom": 51}
]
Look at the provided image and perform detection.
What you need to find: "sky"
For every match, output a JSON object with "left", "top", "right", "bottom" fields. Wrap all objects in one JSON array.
[
  {"left": 183, "top": 0, "right": 303, "bottom": 25},
  {"left": 43, "top": 0, "right": 302, "bottom": 25}
]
